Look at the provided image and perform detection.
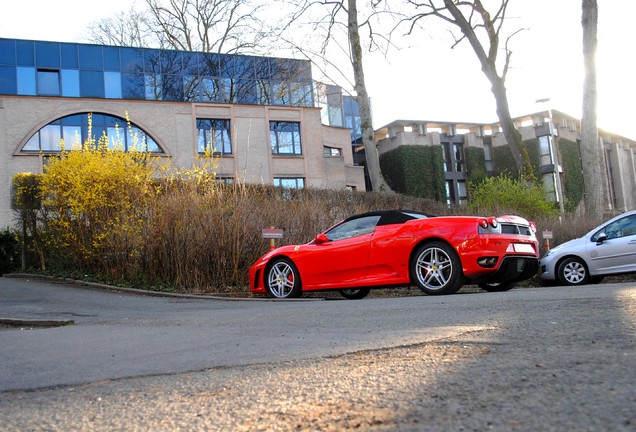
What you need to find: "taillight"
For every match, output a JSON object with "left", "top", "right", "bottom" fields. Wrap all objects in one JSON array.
[
  {"left": 488, "top": 217, "right": 498, "bottom": 228},
  {"left": 479, "top": 219, "right": 489, "bottom": 229}
]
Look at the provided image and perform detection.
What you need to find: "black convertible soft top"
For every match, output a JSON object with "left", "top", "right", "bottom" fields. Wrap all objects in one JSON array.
[{"left": 343, "top": 210, "right": 435, "bottom": 226}]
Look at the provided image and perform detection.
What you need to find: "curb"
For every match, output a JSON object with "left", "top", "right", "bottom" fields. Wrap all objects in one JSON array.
[
  {"left": 0, "top": 317, "right": 75, "bottom": 328},
  {"left": 2, "top": 273, "right": 323, "bottom": 302}
]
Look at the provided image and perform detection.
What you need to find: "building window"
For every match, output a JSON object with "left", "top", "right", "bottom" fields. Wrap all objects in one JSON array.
[
  {"left": 270, "top": 121, "right": 302, "bottom": 155},
  {"left": 453, "top": 143, "right": 464, "bottom": 172},
  {"left": 443, "top": 143, "right": 453, "bottom": 172},
  {"left": 457, "top": 180, "right": 467, "bottom": 204},
  {"left": 217, "top": 177, "right": 234, "bottom": 185},
  {"left": 21, "top": 113, "right": 162, "bottom": 154},
  {"left": 37, "top": 69, "right": 60, "bottom": 96},
  {"left": 197, "top": 119, "right": 232, "bottom": 154},
  {"left": 442, "top": 139, "right": 467, "bottom": 205},
  {"left": 542, "top": 173, "right": 557, "bottom": 202},
  {"left": 445, "top": 181, "right": 455, "bottom": 206},
  {"left": 274, "top": 177, "right": 305, "bottom": 189},
  {"left": 323, "top": 146, "right": 342, "bottom": 157},
  {"left": 539, "top": 135, "right": 552, "bottom": 166},
  {"left": 483, "top": 139, "right": 494, "bottom": 172},
  {"left": 443, "top": 142, "right": 466, "bottom": 173}
]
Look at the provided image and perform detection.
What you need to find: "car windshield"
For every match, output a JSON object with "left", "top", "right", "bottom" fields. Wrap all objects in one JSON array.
[{"left": 325, "top": 215, "right": 381, "bottom": 241}]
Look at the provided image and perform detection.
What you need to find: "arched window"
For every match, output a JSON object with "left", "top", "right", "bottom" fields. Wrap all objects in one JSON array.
[{"left": 21, "top": 113, "right": 163, "bottom": 153}]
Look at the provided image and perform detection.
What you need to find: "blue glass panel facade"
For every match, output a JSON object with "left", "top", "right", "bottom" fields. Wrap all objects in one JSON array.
[
  {"left": 35, "top": 41, "right": 60, "bottom": 68},
  {"left": 61, "top": 44, "right": 79, "bottom": 68},
  {"left": 121, "top": 73, "right": 145, "bottom": 99},
  {"left": 61, "top": 69, "right": 80, "bottom": 97},
  {"left": 17, "top": 67, "right": 36, "bottom": 95},
  {"left": 120, "top": 48, "right": 144, "bottom": 72},
  {"left": 80, "top": 70, "right": 104, "bottom": 98},
  {"left": 0, "top": 38, "right": 315, "bottom": 107},
  {"left": 104, "top": 71, "right": 122, "bottom": 98},
  {"left": 0, "top": 40, "right": 16, "bottom": 65},
  {"left": 103, "top": 46, "right": 120, "bottom": 71},
  {"left": 79, "top": 44, "right": 103, "bottom": 70},
  {"left": 16, "top": 40, "right": 35, "bottom": 66},
  {"left": 144, "top": 49, "right": 161, "bottom": 73},
  {"left": 0, "top": 66, "right": 16, "bottom": 94}
]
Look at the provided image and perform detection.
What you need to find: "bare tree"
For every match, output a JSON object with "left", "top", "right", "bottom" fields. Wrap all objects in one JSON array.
[
  {"left": 278, "top": 0, "right": 393, "bottom": 192},
  {"left": 403, "top": 0, "right": 533, "bottom": 180},
  {"left": 86, "top": 0, "right": 265, "bottom": 54},
  {"left": 85, "top": 8, "right": 152, "bottom": 47},
  {"left": 581, "top": 0, "right": 604, "bottom": 218}
]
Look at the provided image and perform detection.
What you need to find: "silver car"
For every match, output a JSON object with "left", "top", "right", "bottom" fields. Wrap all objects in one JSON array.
[{"left": 539, "top": 210, "right": 636, "bottom": 285}]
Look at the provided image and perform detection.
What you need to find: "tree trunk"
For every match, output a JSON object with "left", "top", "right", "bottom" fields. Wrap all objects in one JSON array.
[
  {"left": 489, "top": 75, "right": 534, "bottom": 180},
  {"left": 347, "top": 0, "right": 392, "bottom": 192},
  {"left": 442, "top": 0, "right": 533, "bottom": 181},
  {"left": 581, "top": 0, "right": 604, "bottom": 218}
]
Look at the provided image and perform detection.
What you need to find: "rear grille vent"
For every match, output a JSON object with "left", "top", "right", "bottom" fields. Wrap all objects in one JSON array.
[{"left": 501, "top": 224, "right": 531, "bottom": 236}]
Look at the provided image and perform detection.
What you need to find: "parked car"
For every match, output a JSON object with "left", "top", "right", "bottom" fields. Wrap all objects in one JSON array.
[
  {"left": 540, "top": 210, "right": 636, "bottom": 286},
  {"left": 249, "top": 210, "right": 539, "bottom": 299}
]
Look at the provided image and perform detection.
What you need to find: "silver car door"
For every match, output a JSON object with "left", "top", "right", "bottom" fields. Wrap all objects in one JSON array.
[{"left": 587, "top": 214, "right": 636, "bottom": 274}]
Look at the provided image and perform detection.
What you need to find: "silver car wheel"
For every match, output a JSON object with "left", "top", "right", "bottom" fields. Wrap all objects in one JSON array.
[
  {"left": 267, "top": 260, "right": 299, "bottom": 298},
  {"left": 415, "top": 247, "right": 452, "bottom": 291},
  {"left": 562, "top": 260, "right": 587, "bottom": 284}
]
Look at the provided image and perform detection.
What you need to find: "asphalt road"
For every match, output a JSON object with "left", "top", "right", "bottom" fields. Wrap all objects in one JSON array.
[{"left": 1, "top": 276, "right": 635, "bottom": 431}]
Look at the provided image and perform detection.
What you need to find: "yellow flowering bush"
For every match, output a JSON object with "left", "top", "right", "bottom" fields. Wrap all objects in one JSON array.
[{"left": 39, "top": 131, "right": 156, "bottom": 275}]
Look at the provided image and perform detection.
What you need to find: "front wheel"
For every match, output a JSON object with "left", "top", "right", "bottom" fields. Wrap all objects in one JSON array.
[
  {"left": 339, "top": 288, "right": 371, "bottom": 300},
  {"left": 411, "top": 241, "right": 464, "bottom": 295},
  {"left": 479, "top": 281, "right": 516, "bottom": 292},
  {"left": 557, "top": 257, "right": 589, "bottom": 286},
  {"left": 266, "top": 258, "right": 302, "bottom": 298}
]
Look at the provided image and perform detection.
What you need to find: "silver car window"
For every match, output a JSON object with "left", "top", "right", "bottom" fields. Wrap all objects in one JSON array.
[{"left": 593, "top": 214, "right": 636, "bottom": 241}]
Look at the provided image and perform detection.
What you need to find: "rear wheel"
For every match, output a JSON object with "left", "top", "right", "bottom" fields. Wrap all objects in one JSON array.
[
  {"left": 266, "top": 258, "right": 302, "bottom": 298},
  {"left": 411, "top": 241, "right": 464, "bottom": 295},
  {"left": 557, "top": 257, "right": 589, "bottom": 286},
  {"left": 339, "top": 288, "right": 371, "bottom": 300},
  {"left": 479, "top": 281, "right": 516, "bottom": 292}
]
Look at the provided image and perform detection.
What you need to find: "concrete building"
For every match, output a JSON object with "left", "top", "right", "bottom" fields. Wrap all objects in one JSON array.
[
  {"left": 0, "top": 38, "right": 365, "bottom": 229},
  {"left": 375, "top": 110, "right": 636, "bottom": 212}
]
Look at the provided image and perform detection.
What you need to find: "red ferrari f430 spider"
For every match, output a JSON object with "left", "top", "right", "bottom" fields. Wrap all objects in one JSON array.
[{"left": 249, "top": 210, "right": 539, "bottom": 299}]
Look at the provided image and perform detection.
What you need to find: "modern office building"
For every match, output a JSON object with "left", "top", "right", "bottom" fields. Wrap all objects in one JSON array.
[
  {"left": 375, "top": 110, "right": 636, "bottom": 212},
  {"left": 0, "top": 37, "right": 365, "bottom": 228}
]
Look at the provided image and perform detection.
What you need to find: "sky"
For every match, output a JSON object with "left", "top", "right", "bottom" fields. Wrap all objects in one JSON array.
[{"left": 1, "top": 0, "right": 635, "bottom": 138}]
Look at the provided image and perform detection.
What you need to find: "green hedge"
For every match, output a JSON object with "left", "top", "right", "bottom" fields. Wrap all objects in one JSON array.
[
  {"left": 464, "top": 146, "right": 487, "bottom": 184},
  {"left": 380, "top": 145, "right": 445, "bottom": 201},
  {"left": 492, "top": 145, "right": 519, "bottom": 177},
  {"left": 560, "top": 138, "right": 584, "bottom": 212},
  {"left": 0, "top": 229, "right": 19, "bottom": 275}
]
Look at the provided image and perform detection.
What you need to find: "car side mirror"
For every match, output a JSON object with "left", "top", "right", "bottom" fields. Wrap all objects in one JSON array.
[
  {"left": 596, "top": 233, "right": 607, "bottom": 245},
  {"left": 314, "top": 233, "right": 329, "bottom": 244}
]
